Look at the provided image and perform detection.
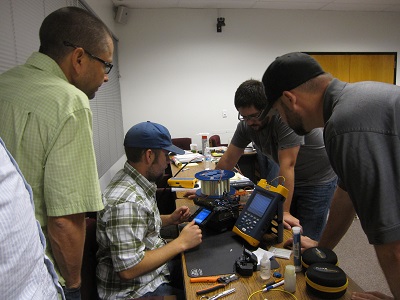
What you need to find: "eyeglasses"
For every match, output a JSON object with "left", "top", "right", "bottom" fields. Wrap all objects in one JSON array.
[
  {"left": 238, "top": 110, "right": 264, "bottom": 121},
  {"left": 63, "top": 41, "right": 113, "bottom": 74}
]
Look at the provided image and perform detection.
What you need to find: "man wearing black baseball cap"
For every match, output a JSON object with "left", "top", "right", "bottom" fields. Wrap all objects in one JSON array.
[
  {"left": 96, "top": 121, "right": 202, "bottom": 300},
  {"left": 262, "top": 52, "right": 400, "bottom": 300}
]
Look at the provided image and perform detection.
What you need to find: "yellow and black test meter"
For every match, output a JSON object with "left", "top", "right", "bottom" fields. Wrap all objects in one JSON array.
[{"left": 232, "top": 179, "right": 288, "bottom": 247}]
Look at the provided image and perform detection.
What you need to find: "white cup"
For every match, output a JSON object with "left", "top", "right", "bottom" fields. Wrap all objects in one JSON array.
[{"left": 190, "top": 143, "right": 198, "bottom": 153}]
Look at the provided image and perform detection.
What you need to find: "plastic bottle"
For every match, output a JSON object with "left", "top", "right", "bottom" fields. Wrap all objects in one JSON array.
[
  {"left": 259, "top": 253, "right": 271, "bottom": 280},
  {"left": 292, "top": 226, "right": 302, "bottom": 272},
  {"left": 284, "top": 265, "right": 296, "bottom": 293},
  {"left": 204, "top": 147, "right": 212, "bottom": 170},
  {"left": 201, "top": 135, "right": 208, "bottom": 154}
]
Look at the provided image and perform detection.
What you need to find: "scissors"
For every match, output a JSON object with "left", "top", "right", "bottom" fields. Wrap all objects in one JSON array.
[{"left": 199, "top": 288, "right": 236, "bottom": 300}]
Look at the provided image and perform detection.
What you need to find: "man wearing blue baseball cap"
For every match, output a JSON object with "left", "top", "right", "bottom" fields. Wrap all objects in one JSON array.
[
  {"left": 262, "top": 52, "right": 400, "bottom": 300},
  {"left": 96, "top": 121, "right": 202, "bottom": 300}
]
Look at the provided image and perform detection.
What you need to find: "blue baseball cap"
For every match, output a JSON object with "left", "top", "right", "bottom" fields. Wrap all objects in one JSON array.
[{"left": 124, "top": 121, "right": 185, "bottom": 155}]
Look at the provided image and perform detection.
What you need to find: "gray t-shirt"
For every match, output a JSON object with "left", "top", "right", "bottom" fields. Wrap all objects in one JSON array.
[
  {"left": 231, "top": 115, "right": 336, "bottom": 186},
  {"left": 323, "top": 79, "right": 400, "bottom": 244}
]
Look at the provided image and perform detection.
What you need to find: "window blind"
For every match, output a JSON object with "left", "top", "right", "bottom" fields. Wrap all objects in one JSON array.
[{"left": 0, "top": 0, "right": 124, "bottom": 177}]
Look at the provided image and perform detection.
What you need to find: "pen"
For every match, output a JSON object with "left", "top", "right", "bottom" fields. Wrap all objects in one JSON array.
[{"left": 263, "top": 280, "right": 285, "bottom": 291}]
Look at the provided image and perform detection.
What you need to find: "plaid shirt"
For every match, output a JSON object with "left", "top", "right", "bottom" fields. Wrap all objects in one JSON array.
[{"left": 96, "top": 162, "right": 169, "bottom": 299}]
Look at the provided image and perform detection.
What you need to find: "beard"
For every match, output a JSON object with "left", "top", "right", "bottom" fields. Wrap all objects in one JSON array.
[
  {"left": 281, "top": 102, "right": 309, "bottom": 136},
  {"left": 147, "top": 158, "right": 166, "bottom": 183},
  {"left": 250, "top": 115, "right": 271, "bottom": 131},
  {"left": 147, "top": 169, "right": 164, "bottom": 183}
]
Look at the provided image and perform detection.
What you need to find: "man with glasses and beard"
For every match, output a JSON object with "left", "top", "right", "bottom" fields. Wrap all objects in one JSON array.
[
  {"left": 96, "top": 121, "right": 202, "bottom": 300},
  {"left": 216, "top": 79, "right": 337, "bottom": 242}
]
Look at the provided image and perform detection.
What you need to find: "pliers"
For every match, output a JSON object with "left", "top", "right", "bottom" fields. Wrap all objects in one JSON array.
[{"left": 190, "top": 274, "right": 239, "bottom": 295}]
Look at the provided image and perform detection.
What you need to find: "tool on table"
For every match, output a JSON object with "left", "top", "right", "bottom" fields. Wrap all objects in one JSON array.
[
  {"left": 167, "top": 177, "right": 198, "bottom": 189},
  {"left": 191, "top": 274, "right": 238, "bottom": 295},
  {"left": 199, "top": 288, "right": 236, "bottom": 300},
  {"left": 263, "top": 280, "right": 285, "bottom": 291},
  {"left": 234, "top": 247, "right": 258, "bottom": 277}
]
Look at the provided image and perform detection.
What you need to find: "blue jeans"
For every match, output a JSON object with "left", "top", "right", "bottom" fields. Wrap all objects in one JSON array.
[
  {"left": 63, "top": 286, "right": 81, "bottom": 300},
  {"left": 142, "top": 283, "right": 185, "bottom": 300},
  {"left": 290, "top": 178, "right": 337, "bottom": 241},
  {"left": 257, "top": 152, "right": 280, "bottom": 183},
  {"left": 141, "top": 257, "right": 185, "bottom": 300}
]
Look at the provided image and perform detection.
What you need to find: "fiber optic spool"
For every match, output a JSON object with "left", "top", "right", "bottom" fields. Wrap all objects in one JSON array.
[{"left": 195, "top": 169, "right": 235, "bottom": 197}]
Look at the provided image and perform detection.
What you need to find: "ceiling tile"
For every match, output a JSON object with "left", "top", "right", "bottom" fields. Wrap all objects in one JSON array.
[{"left": 111, "top": 0, "right": 400, "bottom": 12}]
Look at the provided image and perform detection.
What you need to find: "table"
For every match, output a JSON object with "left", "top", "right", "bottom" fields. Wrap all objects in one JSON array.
[
  {"left": 177, "top": 198, "right": 364, "bottom": 300},
  {"left": 171, "top": 162, "right": 364, "bottom": 299}
]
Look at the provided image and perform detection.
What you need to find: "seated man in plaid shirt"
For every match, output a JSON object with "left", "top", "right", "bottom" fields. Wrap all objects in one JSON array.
[{"left": 96, "top": 121, "right": 202, "bottom": 300}]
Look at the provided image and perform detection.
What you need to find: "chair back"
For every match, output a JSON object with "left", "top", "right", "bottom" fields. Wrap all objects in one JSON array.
[
  {"left": 209, "top": 135, "right": 221, "bottom": 147},
  {"left": 171, "top": 138, "right": 192, "bottom": 150}
]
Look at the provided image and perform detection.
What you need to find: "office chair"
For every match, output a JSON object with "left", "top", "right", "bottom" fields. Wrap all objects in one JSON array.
[
  {"left": 208, "top": 135, "right": 228, "bottom": 147},
  {"left": 171, "top": 137, "right": 192, "bottom": 151}
]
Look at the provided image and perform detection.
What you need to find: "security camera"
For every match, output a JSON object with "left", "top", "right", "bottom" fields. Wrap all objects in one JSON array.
[{"left": 217, "top": 17, "right": 226, "bottom": 32}]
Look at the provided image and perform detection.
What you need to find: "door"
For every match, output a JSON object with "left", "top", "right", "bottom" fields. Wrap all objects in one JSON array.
[{"left": 309, "top": 53, "right": 396, "bottom": 84}]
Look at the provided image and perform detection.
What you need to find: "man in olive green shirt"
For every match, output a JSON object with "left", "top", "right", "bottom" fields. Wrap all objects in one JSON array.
[{"left": 0, "top": 7, "right": 113, "bottom": 299}]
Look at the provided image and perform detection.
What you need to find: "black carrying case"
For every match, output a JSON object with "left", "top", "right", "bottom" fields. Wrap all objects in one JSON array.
[
  {"left": 302, "top": 247, "right": 338, "bottom": 270},
  {"left": 305, "top": 262, "right": 348, "bottom": 299}
]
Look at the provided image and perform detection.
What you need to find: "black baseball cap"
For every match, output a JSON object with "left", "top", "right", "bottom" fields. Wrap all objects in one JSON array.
[
  {"left": 124, "top": 121, "right": 185, "bottom": 155},
  {"left": 262, "top": 52, "right": 325, "bottom": 113}
]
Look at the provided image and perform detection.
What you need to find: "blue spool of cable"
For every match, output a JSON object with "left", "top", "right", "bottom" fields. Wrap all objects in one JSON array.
[{"left": 195, "top": 169, "right": 235, "bottom": 197}]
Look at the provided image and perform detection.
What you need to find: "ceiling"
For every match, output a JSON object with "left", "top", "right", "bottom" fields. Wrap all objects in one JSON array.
[{"left": 111, "top": 0, "right": 400, "bottom": 13}]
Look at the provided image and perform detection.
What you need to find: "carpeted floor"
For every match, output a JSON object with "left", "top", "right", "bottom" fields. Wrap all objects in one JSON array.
[{"left": 334, "top": 218, "right": 392, "bottom": 297}]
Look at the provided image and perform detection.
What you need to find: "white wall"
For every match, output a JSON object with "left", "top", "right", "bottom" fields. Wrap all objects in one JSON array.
[
  {"left": 84, "top": 0, "right": 116, "bottom": 34},
  {"left": 112, "top": 8, "right": 400, "bottom": 147},
  {"left": 84, "top": 3, "right": 400, "bottom": 187},
  {"left": 83, "top": 0, "right": 125, "bottom": 190}
]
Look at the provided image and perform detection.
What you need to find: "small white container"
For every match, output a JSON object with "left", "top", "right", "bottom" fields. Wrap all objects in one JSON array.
[
  {"left": 284, "top": 265, "right": 296, "bottom": 293},
  {"left": 259, "top": 253, "right": 271, "bottom": 280},
  {"left": 190, "top": 143, "right": 198, "bottom": 153}
]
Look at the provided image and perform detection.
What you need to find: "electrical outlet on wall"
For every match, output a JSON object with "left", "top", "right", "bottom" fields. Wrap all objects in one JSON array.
[{"left": 222, "top": 109, "right": 227, "bottom": 118}]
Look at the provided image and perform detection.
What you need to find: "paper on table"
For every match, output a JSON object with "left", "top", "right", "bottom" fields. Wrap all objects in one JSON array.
[
  {"left": 253, "top": 248, "right": 275, "bottom": 265},
  {"left": 185, "top": 162, "right": 198, "bottom": 167},
  {"left": 231, "top": 172, "right": 251, "bottom": 183},
  {"left": 174, "top": 152, "right": 203, "bottom": 163},
  {"left": 268, "top": 246, "right": 292, "bottom": 260}
]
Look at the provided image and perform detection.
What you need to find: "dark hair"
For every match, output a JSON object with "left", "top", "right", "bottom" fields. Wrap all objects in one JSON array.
[
  {"left": 39, "top": 7, "right": 112, "bottom": 63},
  {"left": 125, "top": 147, "right": 162, "bottom": 163},
  {"left": 234, "top": 79, "right": 268, "bottom": 111},
  {"left": 125, "top": 147, "right": 147, "bottom": 163}
]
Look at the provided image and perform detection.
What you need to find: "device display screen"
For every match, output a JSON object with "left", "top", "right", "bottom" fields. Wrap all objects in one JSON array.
[
  {"left": 247, "top": 192, "right": 272, "bottom": 217},
  {"left": 193, "top": 208, "right": 212, "bottom": 224}
]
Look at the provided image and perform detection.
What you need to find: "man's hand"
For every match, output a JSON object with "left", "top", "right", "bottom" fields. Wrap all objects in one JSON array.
[
  {"left": 183, "top": 190, "right": 196, "bottom": 200},
  {"left": 284, "top": 234, "right": 318, "bottom": 252},
  {"left": 178, "top": 220, "right": 202, "bottom": 251},
  {"left": 351, "top": 291, "right": 394, "bottom": 300},
  {"left": 169, "top": 206, "right": 191, "bottom": 224},
  {"left": 283, "top": 211, "right": 301, "bottom": 231}
]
